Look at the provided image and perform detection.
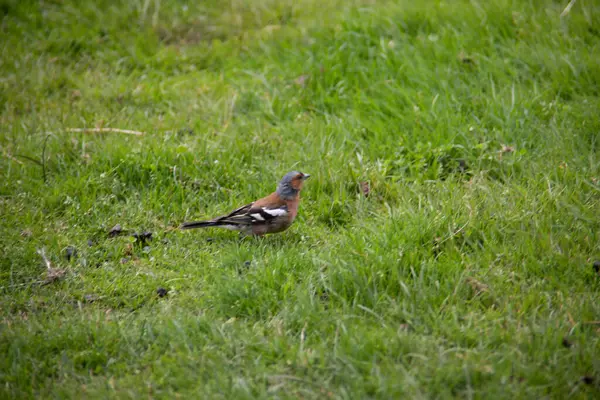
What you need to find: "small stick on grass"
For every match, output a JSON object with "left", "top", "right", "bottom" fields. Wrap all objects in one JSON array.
[
  {"left": 36, "top": 247, "right": 66, "bottom": 284},
  {"left": 66, "top": 128, "right": 145, "bottom": 136}
]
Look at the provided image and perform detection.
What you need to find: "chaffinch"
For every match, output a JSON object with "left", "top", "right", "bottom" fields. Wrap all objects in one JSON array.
[{"left": 181, "top": 171, "right": 310, "bottom": 236}]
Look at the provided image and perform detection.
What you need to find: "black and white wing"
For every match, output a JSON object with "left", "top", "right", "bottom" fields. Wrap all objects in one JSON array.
[
  {"left": 215, "top": 203, "right": 288, "bottom": 226},
  {"left": 245, "top": 205, "right": 289, "bottom": 224}
]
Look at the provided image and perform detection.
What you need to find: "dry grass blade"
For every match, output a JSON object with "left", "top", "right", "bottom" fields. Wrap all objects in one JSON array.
[
  {"left": 560, "top": 0, "right": 577, "bottom": 17},
  {"left": 66, "top": 128, "right": 145, "bottom": 136},
  {"left": 36, "top": 248, "right": 52, "bottom": 271}
]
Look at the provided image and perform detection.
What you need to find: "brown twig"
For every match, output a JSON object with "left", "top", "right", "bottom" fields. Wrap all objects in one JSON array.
[{"left": 66, "top": 128, "right": 145, "bottom": 136}]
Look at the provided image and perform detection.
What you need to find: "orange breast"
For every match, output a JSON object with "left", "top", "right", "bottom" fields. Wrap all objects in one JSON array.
[{"left": 286, "top": 196, "right": 299, "bottom": 220}]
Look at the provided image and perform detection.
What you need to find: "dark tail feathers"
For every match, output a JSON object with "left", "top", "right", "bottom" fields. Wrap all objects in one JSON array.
[{"left": 180, "top": 220, "right": 216, "bottom": 230}]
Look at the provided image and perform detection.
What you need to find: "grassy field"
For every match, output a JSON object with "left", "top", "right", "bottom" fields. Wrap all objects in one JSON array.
[{"left": 1, "top": 0, "right": 599, "bottom": 397}]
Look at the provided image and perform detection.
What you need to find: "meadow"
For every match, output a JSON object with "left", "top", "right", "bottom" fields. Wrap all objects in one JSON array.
[{"left": 1, "top": 0, "right": 599, "bottom": 398}]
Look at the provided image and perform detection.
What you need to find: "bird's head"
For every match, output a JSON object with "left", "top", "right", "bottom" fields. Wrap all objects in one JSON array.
[{"left": 277, "top": 171, "right": 310, "bottom": 199}]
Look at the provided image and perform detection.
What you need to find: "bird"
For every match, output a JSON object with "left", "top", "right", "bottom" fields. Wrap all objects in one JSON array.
[{"left": 180, "top": 171, "right": 310, "bottom": 236}]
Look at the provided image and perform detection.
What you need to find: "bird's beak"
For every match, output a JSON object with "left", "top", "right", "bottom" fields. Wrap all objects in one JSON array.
[{"left": 303, "top": 173, "right": 311, "bottom": 180}]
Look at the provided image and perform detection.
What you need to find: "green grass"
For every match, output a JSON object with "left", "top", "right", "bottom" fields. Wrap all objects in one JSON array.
[{"left": 1, "top": 0, "right": 599, "bottom": 397}]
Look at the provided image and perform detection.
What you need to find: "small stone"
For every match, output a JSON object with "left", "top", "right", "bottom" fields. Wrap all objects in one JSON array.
[
  {"left": 108, "top": 224, "right": 122, "bottom": 237},
  {"left": 244, "top": 261, "right": 251, "bottom": 267},
  {"left": 87, "top": 239, "right": 95, "bottom": 247},
  {"left": 120, "top": 257, "right": 130, "bottom": 264},
  {"left": 157, "top": 287, "right": 168, "bottom": 298}
]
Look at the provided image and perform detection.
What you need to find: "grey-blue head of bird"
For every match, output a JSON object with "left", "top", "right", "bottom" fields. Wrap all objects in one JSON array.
[{"left": 276, "top": 171, "right": 311, "bottom": 199}]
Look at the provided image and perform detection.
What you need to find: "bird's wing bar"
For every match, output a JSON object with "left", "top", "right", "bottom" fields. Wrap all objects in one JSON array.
[
  {"left": 217, "top": 205, "right": 288, "bottom": 225},
  {"left": 247, "top": 205, "right": 288, "bottom": 222},
  {"left": 213, "top": 197, "right": 289, "bottom": 226}
]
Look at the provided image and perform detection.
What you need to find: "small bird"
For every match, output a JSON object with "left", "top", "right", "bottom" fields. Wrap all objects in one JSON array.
[{"left": 181, "top": 171, "right": 310, "bottom": 236}]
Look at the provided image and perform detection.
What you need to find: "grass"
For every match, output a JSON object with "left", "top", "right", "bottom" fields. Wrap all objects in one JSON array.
[{"left": 1, "top": 0, "right": 599, "bottom": 397}]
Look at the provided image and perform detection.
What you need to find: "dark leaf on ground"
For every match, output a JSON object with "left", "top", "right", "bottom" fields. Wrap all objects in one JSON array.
[
  {"left": 108, "top": 224, "right": 123, "bottom": 237},
  {"left": 132, "top": 231, "right": 153, "bottom": 245},
  {"left": 63, "top": 246, "right": 77, "bottom": 261}
]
